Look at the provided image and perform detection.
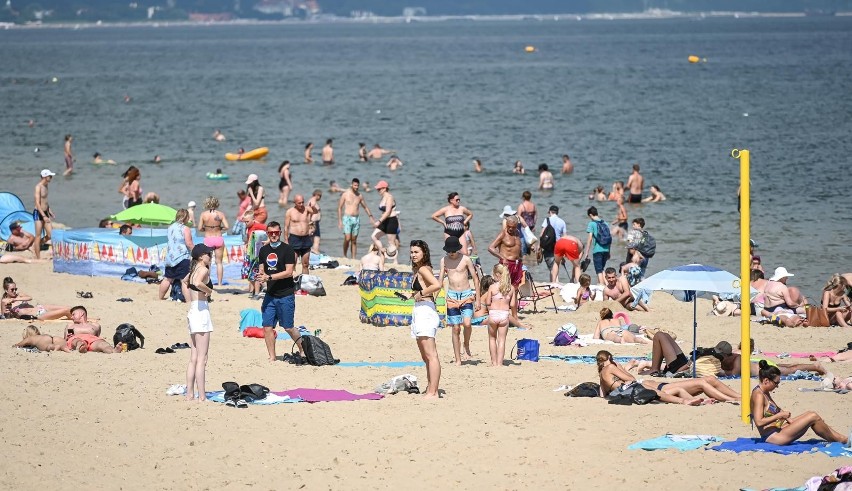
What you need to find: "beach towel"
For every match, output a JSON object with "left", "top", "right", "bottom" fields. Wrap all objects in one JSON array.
[
  {"left": 239, "top": 308, "right": 263, "bottom": 331},
  {"left": 629, "top": 434, "right": 722, "bottom": 451},
  {"left": 710, "top": 438, "right": 852, "bottom": 457},
  {"left": 719, "top": 371, "right": 822, "bottom": 381},
  {"left": 570, "top": 333, "right": 641, "bottom": 346},
  {"left": 762, "top": 351, "right": 836, "bottom": 359},
  {"left": 273, "top": 388, "right": 383, "bottom": 403},
  {"left": 541, "top": 354, "right": 644, "bottom": 365},
  {"left": 337, "top": 361, "right": 426, "bottom": 368}
]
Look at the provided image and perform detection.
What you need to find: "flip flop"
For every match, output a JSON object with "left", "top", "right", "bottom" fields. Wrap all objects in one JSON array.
[
  {"left": 225, "top": 399, "right": 237, "bottom": 408},
  {"left": 236, "top": 399, "right": 248, "bottom": 409},
  {"left": 116, "top": 298, "right": 133, "bottom": 302},
  {"left": 76, "top": 291, "right": 93, "bottom": 298},
  {"left": 155, "top": 347, "right": 175, "bottom": 354}
]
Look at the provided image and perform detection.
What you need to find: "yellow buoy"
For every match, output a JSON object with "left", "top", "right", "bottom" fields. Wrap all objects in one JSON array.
[
  {"left": 688, "top": 55, "right": 700, "bottom": 63},
  {"left": 525, "top": 46, "right": 536, "bottom": 53}
]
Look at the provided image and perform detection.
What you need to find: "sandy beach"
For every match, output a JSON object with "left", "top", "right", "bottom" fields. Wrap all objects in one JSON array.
[{"left": 0, "top": 259, "right": 848, "bottom": 490}]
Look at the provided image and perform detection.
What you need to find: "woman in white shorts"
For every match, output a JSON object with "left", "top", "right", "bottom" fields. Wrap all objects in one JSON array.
[
  {"left": 186, "top": 243, "right": 214, "bottom": 402},
  {"left": 409, "top": 239, "right": 442, "bottom": 399}
]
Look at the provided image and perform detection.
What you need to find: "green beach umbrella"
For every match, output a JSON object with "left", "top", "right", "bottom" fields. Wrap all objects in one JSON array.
[{"left": 110, "top": 203, "right": 177, "bottom": 227}]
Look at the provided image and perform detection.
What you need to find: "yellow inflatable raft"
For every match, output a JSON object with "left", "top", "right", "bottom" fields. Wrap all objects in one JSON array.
[{"left": 225, "top": 147, "right": 269, "bottom": 161}]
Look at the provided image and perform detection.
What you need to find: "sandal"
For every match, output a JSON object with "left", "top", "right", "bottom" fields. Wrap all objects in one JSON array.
[
  {"left": 235, "top": 398, "right": 248, "bottom": 409},
  {"left": 155, "top": 347, "right": 175, "bottom": 354},
  {"left": 225, "top": 399, "right": 236, "bottom": 408},
  {"left": 76, "top": 291, "right": 93, "bottom": 299}
]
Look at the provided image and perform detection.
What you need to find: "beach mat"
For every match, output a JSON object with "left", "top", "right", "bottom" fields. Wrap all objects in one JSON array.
[
  {"left": 337, "top": 361, "right": 425, "bottom": 368},
  {"left": 761, "top": 351, "right": 836, "bottom": 359},
  {"left": 541, "top": 354, "right": 645, "bottom": 364},
  {"left": 273, "top": 388, "right": 383, "bottom": 403},
  {"left": 719, "top": 371, "right": 822, "bottom": 381},
  {"left": 206, "top": 391, "right": 302, "bottom": 405},
  {"left": 629, "top": 434, "right": 722, "bottom": 451},
  {"left": 710, "top": 438, "right": 852, "bottom": 457}
]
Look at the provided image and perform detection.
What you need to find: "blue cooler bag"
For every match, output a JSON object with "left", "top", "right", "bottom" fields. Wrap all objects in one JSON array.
[{"left": 512, "top": 338, "right": 540, "bottom": 362}]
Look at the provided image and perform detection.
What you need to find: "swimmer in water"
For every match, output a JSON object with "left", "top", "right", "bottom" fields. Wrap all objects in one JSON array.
[
  {"left": 513, "top": 161, "right": 525, "bottom": 174},
  {"left": 642, "top": 185, "right": 667, "bottom": 203},
  {"left": 538, "top": 164, "right": 554, "bottom": 190},
  {"left": 387, "top": 155, "right": 403, "bottom": 171},
  {"left": 92, "top": 152, "right": 116, "bottom": 165},
  {"left": 213, "top": 129, "right": 226, "bottom": 142},
  {"left": 473, "top": 159, "right": 483, "bottom": 173}
]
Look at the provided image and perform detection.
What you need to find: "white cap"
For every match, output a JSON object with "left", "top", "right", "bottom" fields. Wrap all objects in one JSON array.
[
  {"left": 40, "top": 169, "right": 56, "bottom": 178},
  {"left": 245, "top": 173, "right": 258, "bottom": 185},
  {"left": 769, "top": 266, "right": 794, "bottom": 282},
  {"left": 498, "top": 205, "right": 517, "bottom": 218},
  {"left": 187, "top": 201, "right": 196, "bottom": 208}
]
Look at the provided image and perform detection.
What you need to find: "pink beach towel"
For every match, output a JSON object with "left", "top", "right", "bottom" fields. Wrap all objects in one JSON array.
[{"left": 273, "top": 388, "right": 384, "bottom": 403}]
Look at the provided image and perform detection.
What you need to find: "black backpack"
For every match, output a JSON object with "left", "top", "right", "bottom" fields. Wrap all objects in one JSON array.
[
  {"left": 636, "top": 230, "right": 656, "bottom": 258},
  {"left": 298, "top": 335, "right": 339, "bottom": 366},
  {"left": 540, "top": 218, "right": 556, "bottom": 254},
  {"left": 565, "top": 382, "right": 601, "bottom": 398},
  {"left": 113, "top": 323, "right": 145, "bottom": 350}
]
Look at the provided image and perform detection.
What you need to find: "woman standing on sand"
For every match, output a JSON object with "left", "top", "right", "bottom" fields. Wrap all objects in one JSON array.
[
  {"left": 186, "top": 244, "right": 215, "bottom": 402},
  {"left": 750, "top": 360, "right": 849, "bottom": 445},
  {"left": 409, "top": 240, "right": 442, "bottom": 399}
]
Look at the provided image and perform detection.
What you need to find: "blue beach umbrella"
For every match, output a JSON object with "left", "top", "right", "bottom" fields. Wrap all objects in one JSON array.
[{"left": 633, "top": 264, "right": 743, "bottom": 378}]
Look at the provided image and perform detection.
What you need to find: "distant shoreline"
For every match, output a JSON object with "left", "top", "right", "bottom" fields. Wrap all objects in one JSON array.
[{"left": 2, "top": 10, "right": 850, "bottom": 30}]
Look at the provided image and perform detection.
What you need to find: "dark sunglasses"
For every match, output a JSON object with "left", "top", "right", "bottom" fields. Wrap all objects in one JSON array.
[{"left": 267, "top": 231, "right": 281, "bottom": 236}]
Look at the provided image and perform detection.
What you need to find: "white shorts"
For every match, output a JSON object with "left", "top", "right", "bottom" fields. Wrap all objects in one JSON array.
[
  {"left": 410, "top": 301, "right": 439, "bottom": 339},
  {"left": 187, "top": 301, "right": 213, "bottom": 333}
]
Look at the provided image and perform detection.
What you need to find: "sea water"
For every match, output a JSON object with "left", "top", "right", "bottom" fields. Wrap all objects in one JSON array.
[{"left": 1, "top": 17, "right": 850, "bottom": 298}]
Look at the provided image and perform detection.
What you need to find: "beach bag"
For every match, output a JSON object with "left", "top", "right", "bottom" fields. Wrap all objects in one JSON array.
[
  {"left": 553, "top": 323, "right": 578, "bottom": 346},
  {"left": 631, "top": 386, "right": 659, "bottom": 405},
  {"left": 806, "top": 306, "right": 831, "bottom": 327},
  {"left": 170, "top": 281, "right": 185, "bottom": 302},
  {"left": 539, "top": 218, "right": 556, "bottom": 254},
  {"left": 694, "top": 356, "right": 722, "bottom": 377},
  {"left": 636, "top": 230, "right": 656, "bottom": 258},
  {"left": 113, "top": 323, "right": 144, "bottom": 350},
  {"left": 299, "top": 335, "right": 339, "bottom": 366},
  {"left": 522, "top": 225, "right": 538, "bottom": 246},
  {"left": 298, "top": 275, "right": 327, "bottom": 296},
  {"left": 593, "top": 220, "right": 612, "bottom": 247},
  {"left": 565, "top": 382, "right": 601, "bottom": 398},
  {"left": 512, "top": 338, "right": 540, "bottom": 362}
]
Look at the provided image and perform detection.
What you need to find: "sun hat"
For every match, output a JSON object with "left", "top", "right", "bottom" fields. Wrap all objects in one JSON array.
[
  {"left": 443, "top": 236, "right": 462, "bottom": 253},
  {"left": 40, "top": 169, "right": 56, "bottom": 178},
  {"left": 714, "top": 341, "right": 733, "bottom": 356},
  {"left": 713, "top": 301, "right": 736, "bottom": 317},
  {"left": 769, "top": 266, "right": 794, "bottom": 282},
  {"left": 374, "top": 180, "right": 389, "bottom": 190},
  {"left": 385, "top": 245, "right": 397, "bottom": 257},
  {"left": 498, "top": 205, "right": 517, "bottom": 218},
  {"left": 191, "top": 243, "right": 214, "bottom": 259},
  {"left": 187, "top": 201, "right": 196, "bottom": 208},
  {"left": 245, "top": 174, "right": 258, "bottom": 185}
]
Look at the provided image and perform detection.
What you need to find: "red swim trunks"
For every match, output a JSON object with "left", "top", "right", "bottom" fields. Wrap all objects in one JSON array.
[
  {"left": 500, "top": 258, "right": 524, "bottom": 287},
  {"left": 66, "top": 334, "right": 101, "bottom": 352},
  {"left": 554, "top": 237, "right": 580, "bottom": 260}
]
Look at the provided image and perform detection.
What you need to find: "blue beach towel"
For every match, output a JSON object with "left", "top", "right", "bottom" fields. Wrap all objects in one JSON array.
[
  {"left": 629, "top": 434, "right": 722, "bottom": 451},
  {"left": 710, "top": 438, "right": 852, "bottom": 457},
  {"left": 718, "top": 370, "right": 822, "bottom": 382},
  {"left": 541, "top": 354, "right": 645, "bottom": 364},
  {"left": 206, "top": 391, "right": 303, "bottom": 405},
  {"left": 337, "top": 361, "right": 426, "bottom": 368},
  {"left": 239, "top": 309, "right": 263, "bottom": 331}
]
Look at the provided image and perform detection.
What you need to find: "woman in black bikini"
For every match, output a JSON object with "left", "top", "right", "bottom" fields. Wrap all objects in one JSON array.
[
  {"left": 371, "top": 181, "right": 399, "bottom": 256},
  {"left": 277, "top": 161, "right": 293, "bottom": 206},
  {"left": 409, "top": 240, "right": 442, "bottom": 399},
  {"left": 750, "top": 360, "right": 848, "bottom": 445},
  {"left": 822, "top": 274, "right": 852, "bottom": 327},
  {"left": 596, "top": 350, "right": 702, "bottom": 405}
]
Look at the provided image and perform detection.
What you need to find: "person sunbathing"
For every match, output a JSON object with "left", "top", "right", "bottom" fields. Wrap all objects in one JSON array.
[
  {"left": 13, "top": 325, "right": 70, "bottom": 352},
  {"left": 626, "top": 331, "right": 690, "bottom": 375},
  {"left": 65, "top": 306, "right": 101, "bottom": 338},
  {"left": 721, "top": 353, "right": 826, "bottom": 377},
  {"left": 750, "top": 360, "right": 848, "bottom": 445},
  {"left": 596, "top": 350, "right": 703, "bottom": 405},
  {"left": 1, "top": 277, "right": 72, "bottom": 320},
  {"left": 593, "top": 307, "right": 649, "bottom": 344}
]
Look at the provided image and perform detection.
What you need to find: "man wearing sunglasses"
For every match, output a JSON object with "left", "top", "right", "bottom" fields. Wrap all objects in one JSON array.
[{"left": 257, "top": 221, "right": 303, "bottom": 362}]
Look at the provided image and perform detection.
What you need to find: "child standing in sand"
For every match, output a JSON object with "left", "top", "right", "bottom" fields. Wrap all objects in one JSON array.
[
  {"left": 186, "top": 244, "right": 215, "bottom": 402},
  {"left": 483, "top": 264, "right": 515, "bottom": 367}
]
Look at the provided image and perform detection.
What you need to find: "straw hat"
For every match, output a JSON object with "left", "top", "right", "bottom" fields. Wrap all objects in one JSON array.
[{"left": 769, "top": 267, "right": 794, "bottom": 282}]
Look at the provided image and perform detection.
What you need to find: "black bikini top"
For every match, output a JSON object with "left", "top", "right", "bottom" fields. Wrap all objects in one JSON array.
[
  {"left": 413, "top": 276, "right": 422, "bottom": 292},
  {"left": 188, "top": 279, "right": 213, "bottom": 293}
]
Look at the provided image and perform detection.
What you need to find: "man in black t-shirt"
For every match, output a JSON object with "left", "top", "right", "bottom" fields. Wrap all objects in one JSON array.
[{"left": 256, "top": 221, "right": 303, "bottom": 362}]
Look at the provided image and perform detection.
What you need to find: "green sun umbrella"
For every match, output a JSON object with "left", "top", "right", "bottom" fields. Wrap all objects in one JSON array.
[{"left": 110, "top": 203, "right": 177, "bottom": 227}]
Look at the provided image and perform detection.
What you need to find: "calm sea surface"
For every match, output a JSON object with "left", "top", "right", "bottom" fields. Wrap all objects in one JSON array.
[{"left": 1, "top": 18, "right": 850, "bottom": 298}]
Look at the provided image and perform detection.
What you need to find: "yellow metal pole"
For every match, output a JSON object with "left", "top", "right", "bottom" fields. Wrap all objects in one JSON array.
[{"left": 735, "top": 149, "right": 751, "bottom": 423}]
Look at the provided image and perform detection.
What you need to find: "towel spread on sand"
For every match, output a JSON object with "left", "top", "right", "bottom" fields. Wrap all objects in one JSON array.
[
  {"left": 710, "top": 438, "right": 852, "bottom": 457},
  {"left": 239, "top": 309, "right": 263, "bottom": 331},
  {"left": 761, "top": 351, "right": 836, "bottom": 359},
  {"left": 719, "top": 371, "right": 822, "bottom": 381},
  {"left": 273, "top": 388, "right": 384, "bottom": 403},
  {"left": 337, "top": 361, "right": 426, "bottom": 368},
  {"left": 206, "top": 391, "right": 302, "bottom": 404},
  {"left": 541, "top": 354, "right": 645, "bottom": 364},
  {"left": 629, "top": 434, "right": 722, "bottom": 451}
]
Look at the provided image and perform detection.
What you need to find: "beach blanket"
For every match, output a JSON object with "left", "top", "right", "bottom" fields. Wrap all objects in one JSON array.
[
  {"left": 629, "top": 434, "right": 722, "bottom": 451},
  {"left": 337, "top": 361, "right": 425, "bottom": 368},
  {"left": 206, "top": 391, "right": 302, "bottom": 405},
  {"left": 762, "top": 351, "right": 836, "bottom": 359},
  {"left": 541, "top": 354, "right": 644, "bottom": 364},
  {"left": 719, "top": 371, "right": 822, "bottom": 381},
  {"left": 570, "top": 333, "right": 641, "bottom": 346},
  {"left": 273, "top": 388, "right": 383, "bottom": 403},
  {"left": 710, "top": 438, "right": 852, "bottom": 457},
  {"left": 239, "top": 308, "right": 262, "bottom": 331}
]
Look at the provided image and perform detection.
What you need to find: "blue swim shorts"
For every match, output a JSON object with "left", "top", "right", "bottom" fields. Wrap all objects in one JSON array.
[
  {"left": 446, "top": 289, "right": 475, "bottom": 325},
  {"left": 342, "top": 215, "right": 360, "bottom": 236},
  {"left": 261, "top": 294, "right": 295, "bottom": 330}
]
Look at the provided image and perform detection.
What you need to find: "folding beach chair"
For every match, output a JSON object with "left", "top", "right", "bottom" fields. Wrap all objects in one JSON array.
[{"left": 518, "top": 270, "right": 558, "bottom": 313}]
